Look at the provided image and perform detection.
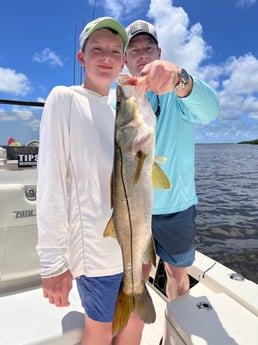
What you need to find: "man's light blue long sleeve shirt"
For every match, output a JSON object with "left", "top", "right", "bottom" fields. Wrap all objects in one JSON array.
[{"left": 147, "top": 77, "right": 220, "bottom": 214}]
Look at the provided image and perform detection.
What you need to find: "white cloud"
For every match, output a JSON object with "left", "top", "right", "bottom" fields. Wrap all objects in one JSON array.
[
  {"left": 98, "top": 0, "right": 140, "bottom": 18},
  {"left": 222, "top": 54, "right": 258, "bottom": 94},
  {"left": 103, "top": 0, "right": 258, "bottom": 142},
  {"left": 242, "top": 96, "right": 258, "bottom": 119},
  {"left": 147, "top": 0, "right": 211, "bottom": 72},
  {"left": 14, "top": 108, "right": 34, "bottom": 121},
  {"left": 0, "top": 109, "right": 16, "bottom": 121},
  {"left": 28, "top": 118, "right": 41, "bottom": 132},
  {"left": 101, "top": 0, "right": 210, "bottom": 72},
  {"left": 236, "top": 0, "right": 257, "bottom": 8},
  {"left": 32, "top": 48, "right": 64, "bottom": 67},
  {"left": 0, "top": 107, "right": 33, "bottom": 122},
  {"left": 213, "top": 53, "right": 258, "bottom": 124},
  {"left": 0, "top": 67, "right": 31, "bottom": 96},
  {"left": 102, "top": 0, "right": 125, "bottom": 18}
]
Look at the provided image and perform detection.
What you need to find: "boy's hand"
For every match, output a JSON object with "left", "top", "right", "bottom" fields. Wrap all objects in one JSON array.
[{"left": 42, "top": 270, "right": 73, "bottom": 307}]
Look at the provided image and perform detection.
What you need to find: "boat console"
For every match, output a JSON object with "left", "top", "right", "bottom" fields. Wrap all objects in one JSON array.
[
  {"left": 0, "top": 100, "right": 84, "bottom": 345},
  {"left": 0, "top": 144, "right": 40, "bottom": 293}
]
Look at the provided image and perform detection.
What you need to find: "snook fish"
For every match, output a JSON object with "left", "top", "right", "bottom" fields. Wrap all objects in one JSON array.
[{"left": 104, "top": 74, "right": 171, "bottom": 336}]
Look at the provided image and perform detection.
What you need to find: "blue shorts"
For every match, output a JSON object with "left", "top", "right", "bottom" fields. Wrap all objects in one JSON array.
[
  {"left": 152, "top": 206, "right": 197, "bottom": 267},
  {"left": 76, "top": 273, "right": 123, "bottom": 322}
]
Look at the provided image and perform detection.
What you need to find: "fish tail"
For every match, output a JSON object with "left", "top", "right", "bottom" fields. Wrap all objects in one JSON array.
[
  {"left": 134, "top": 285, "right": 156, "bottom": 324},
  {"left": 112, "top": 289, "right": 134, "bottom": 336},
  {"left": 112, "top": 286, "right": 156, "bottom": 336}
]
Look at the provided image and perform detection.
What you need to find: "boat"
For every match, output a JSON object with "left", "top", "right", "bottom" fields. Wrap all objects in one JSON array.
[{"left": 0, "top": 99, "right": 257, "bottom": 345}]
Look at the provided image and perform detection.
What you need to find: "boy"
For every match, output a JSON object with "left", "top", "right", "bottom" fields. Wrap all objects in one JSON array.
[{"left": 37, "top": 17, "right": 144, "bottom": 345}]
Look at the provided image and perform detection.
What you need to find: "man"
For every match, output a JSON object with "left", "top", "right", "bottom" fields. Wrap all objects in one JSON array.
[{"left": 125, "top": 20, "right": 220, "bottom": 300}]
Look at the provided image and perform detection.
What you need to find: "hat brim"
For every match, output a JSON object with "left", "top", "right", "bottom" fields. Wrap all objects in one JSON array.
[
  {"left": 128, "top": 31, "right": 158, "bottom": 44},
  {"left": 81, "top": 17, "right": 128, "bottom": 49}
]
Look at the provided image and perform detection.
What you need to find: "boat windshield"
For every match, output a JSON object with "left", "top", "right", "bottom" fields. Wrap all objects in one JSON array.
[
  {"left": 0, "top": 99, "right": 44, "bottom": 167},
  {"left": 0, "top": 99, "right": 44, "bottom": 147}
]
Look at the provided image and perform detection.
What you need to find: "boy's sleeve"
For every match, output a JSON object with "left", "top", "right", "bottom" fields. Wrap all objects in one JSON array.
[{"left": 36, "top": 86, "right": 72, "bottom": 278}]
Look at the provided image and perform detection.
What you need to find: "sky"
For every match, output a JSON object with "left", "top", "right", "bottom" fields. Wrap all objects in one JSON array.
[{"left": 0, "top": 0, "right": 258, "bottom": 144}]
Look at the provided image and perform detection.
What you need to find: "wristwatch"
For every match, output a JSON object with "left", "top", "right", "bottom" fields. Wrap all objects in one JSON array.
[{"left": 175, "top": 68, "right": 190, "bottom": 91}]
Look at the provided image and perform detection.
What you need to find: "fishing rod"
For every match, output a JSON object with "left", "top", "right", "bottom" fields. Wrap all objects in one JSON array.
[
  {"left": 78, "top": 0, "right": 97, "bottom": 84},
  {"left": 92, "top": 0, "right": 97, "bottom": 19},
  {"left": 0, "top": 99, "right": 44, "bottom": 107},
  {"left": 73, "top": 24, "right": 77, "bottom": 85}
]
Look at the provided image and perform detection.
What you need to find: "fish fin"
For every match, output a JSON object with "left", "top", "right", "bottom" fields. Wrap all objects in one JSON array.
[
  {"left": 112, "top": 286, "right": 156, "bottom": 336},
  {"left": 103, "top": 217, "right": 117, "bottom": 239},
  {"left": 152, "top": 162, "right": 172, "bottom": 190},
  {"left": 143, "top": 237, "right": 156, "bottom": 267},
  {"left": 134, "top": 151, "right": 147, "bottom": 185},
  {"left": 154, "top": 155, "right": 167, "bottom": 164},
  {"left": 134, "top": 286, "right": 156, "bottom": 324},
  {"left": 112, "top": 290, "right": 134, "bottom": 336}
]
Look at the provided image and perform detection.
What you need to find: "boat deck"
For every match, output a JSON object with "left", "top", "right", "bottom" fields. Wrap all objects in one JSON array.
[
  {"left": 1, "top": 250, "right": 258, "bottom": 345},
  {"left": 0, "top": 282, "right": 166, "bottom": 345},
  {"left": 141, "top": 284, "right": 167, "bottom": 345}
]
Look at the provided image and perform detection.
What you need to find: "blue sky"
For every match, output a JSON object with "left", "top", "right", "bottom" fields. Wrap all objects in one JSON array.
[{"left": 0, "top": 0, "right": 258, "bottom": 144}]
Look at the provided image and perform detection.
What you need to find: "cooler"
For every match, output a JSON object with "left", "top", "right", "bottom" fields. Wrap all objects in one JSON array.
[{"left": 162, "top": 284, "right": 258, "bottom": 345}]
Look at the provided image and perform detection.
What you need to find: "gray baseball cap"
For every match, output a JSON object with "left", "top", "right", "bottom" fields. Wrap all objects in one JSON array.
[{"left": 126, "top": 20, "right": 158, "bottom": 44}]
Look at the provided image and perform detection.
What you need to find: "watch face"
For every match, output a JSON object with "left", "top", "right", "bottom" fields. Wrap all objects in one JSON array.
[
  {"left": 175, "top": 68, "right": 190, "bottom": 91},
  {"left": 181, "top": 68, "right": 190, "bottom": 83}
]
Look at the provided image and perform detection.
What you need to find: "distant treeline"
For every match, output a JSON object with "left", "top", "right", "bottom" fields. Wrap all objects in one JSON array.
[{"left": 238, "top": 139, "right": 258, "bottom": 144}]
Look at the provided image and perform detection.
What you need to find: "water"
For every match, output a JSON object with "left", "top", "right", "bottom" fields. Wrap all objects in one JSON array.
[{"left": 195, "top": 143, "right": 258, "bottom": 284}]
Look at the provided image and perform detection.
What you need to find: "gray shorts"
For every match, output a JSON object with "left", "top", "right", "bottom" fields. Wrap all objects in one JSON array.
[{"left": 152, "top": 205, "right": 197, "bottom": 267}]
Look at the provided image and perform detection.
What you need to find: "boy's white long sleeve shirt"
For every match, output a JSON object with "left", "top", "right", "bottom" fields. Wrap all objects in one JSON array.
[{"left": 36, "top": 85, "right": 123, "bottom": 279}]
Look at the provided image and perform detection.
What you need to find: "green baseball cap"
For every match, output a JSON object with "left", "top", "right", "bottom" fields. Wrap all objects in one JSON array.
[{"left": 80, "top": 16, "right": 128, "bottom": 49}]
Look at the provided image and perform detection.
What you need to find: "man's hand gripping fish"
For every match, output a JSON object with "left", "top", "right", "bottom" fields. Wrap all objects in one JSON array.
[{"left": 104, "top": 74, "right": 171, "bottom": 336}]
